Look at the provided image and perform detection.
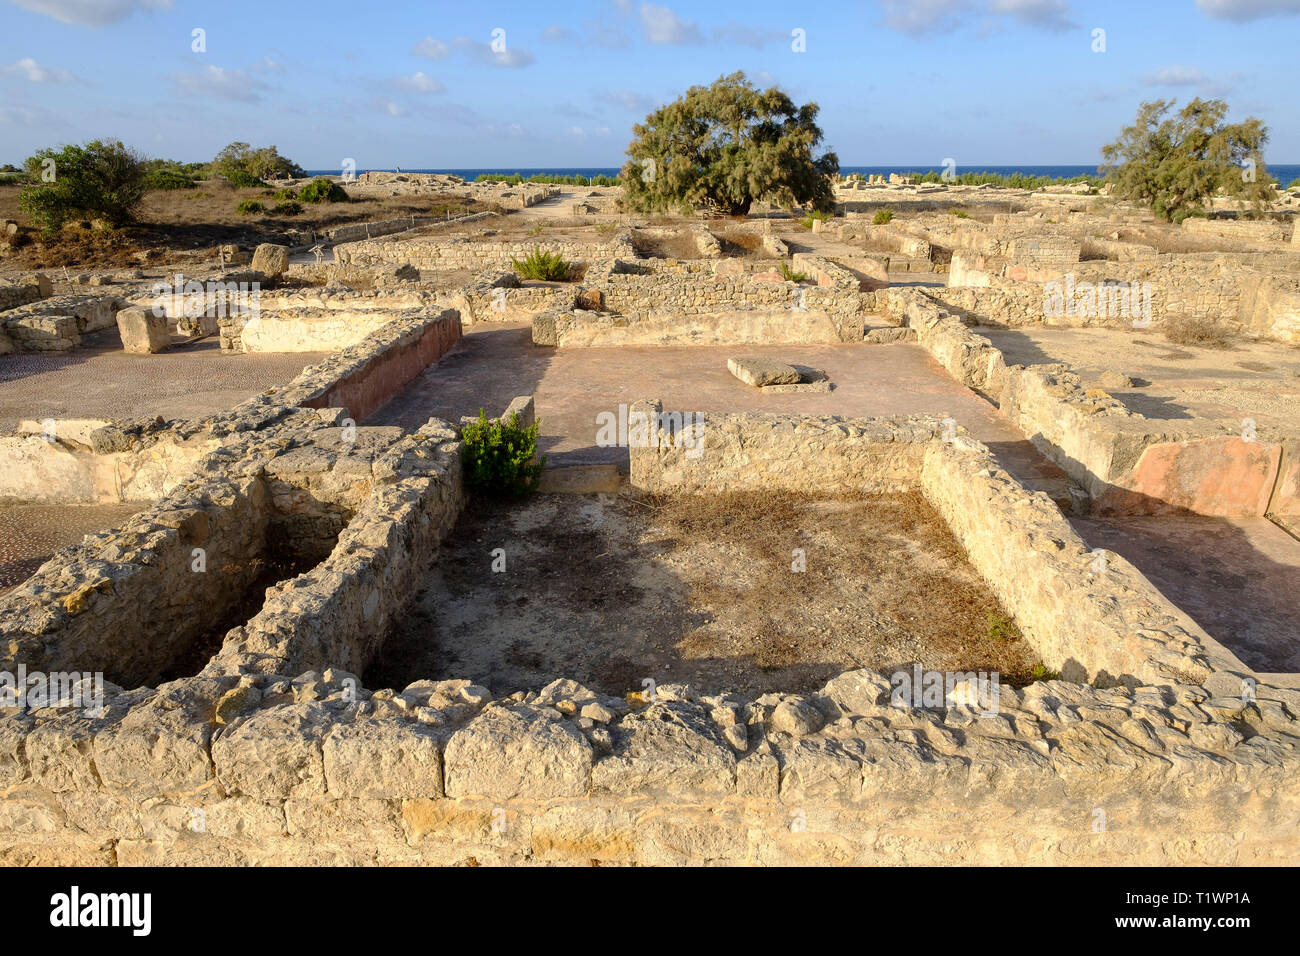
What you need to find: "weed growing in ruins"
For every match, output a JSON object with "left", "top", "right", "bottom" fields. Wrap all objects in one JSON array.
[
  {"left": 872, "top": 210, "right": 893, "bottom": 224},
  {"left": 950, "top": 208, "right": 970, "bottom": 218},
  {"left": 1028, "top": 663, "right": 1061, "bottom": 682},
  {"left": 779, "top": 261, "right": 808, "bottom": 283},
  {"left": 299, "top": 177, "right": 349, "bottom": 203},
  {"left": 985, "top": 610, "right": 1020, "bottom": 643},
  {"left": 512, "top": 247, "right": 571, "bottom": 281},
  {"left": 461, "top": 410, "right": 545, "bottom": 498},
  {"left": 235, "top": 199, "right": 265, "bottom": 215},
  {"left": 800, "top": 209, "right": 832, "bottom": 229},
  {"left": 527, "top": 223, "right": 545, "bottom": 237}
]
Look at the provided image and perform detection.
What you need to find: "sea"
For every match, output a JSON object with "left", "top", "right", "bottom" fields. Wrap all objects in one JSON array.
[{"left": 305, "top": 164, "right": 1300, "bottom": 184}]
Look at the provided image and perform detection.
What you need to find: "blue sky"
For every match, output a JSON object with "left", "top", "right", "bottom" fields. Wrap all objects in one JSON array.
[{"left": 1, "top": 0, "right": 1296, "bottom": 169}]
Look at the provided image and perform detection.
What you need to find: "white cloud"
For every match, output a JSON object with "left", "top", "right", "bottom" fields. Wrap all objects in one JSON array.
[
  {"left": 171, "top": 65, "right": 267, "bottom": 103},
  {"left": 988, "top": 0, "right": 1076, "bottom": 30},
  {"left": 1144, "top": 66, "right": 1207, "bottom": 85},
  {"left": 881, "top": 0, "right": 1076, "bottom": 33},
  {"left": 451, "top": 36, "right": 535, "bottom": 67},
  {"left": 1196, "top": 0, "right": 1300, "bottom": 20},
  {"left": 253, "top": 55, "right": 286, "bottom": 75},
  {"left": 8, "top": 0, "right": 171, "bottom": 27},
  {"left": 598, "top": 89, "right": 658, "bottom": 112},
  {"left": 640, "top": 3, "right": 702, "bottom": 44},
  {"left": 411, "top": 36, "right": 451, "bottom": 59},
  {"left": 385, "top": 101, "right": 405, "bottom": 117},
  {"left": 710, "top": 23, "right": 787, "bottom": 47},
  {"left": 394, "top": 71, "right": 444, "bottom": 93},
  {"left": 3, "top": 57, "right": 77, "bottom": 83}
]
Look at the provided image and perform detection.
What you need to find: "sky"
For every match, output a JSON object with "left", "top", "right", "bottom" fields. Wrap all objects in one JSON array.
[{"left": 0, "top": 0, "right": 1297, "bottom": 170}]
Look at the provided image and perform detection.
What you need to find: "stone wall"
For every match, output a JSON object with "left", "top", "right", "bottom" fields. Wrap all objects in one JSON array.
[
  {"left": 1, "top": 295, "right": 124, "bottom": 351},
  {"left": 334, "top": 234, "right": 634, "bottom": 272},
  {"left": 237, "top": 310, "right": 396, "bottom": 353},
  {"left": 892, "top": 288, "right": 1295, "bottom": 517},
  {"left": 275, "top": 309, "right": 462, "bottom": 422},
  {"left": 1181, "top": 217, "right": 1291, "bottom": 243}
]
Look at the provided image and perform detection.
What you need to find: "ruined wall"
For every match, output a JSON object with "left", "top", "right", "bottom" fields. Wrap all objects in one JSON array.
[
  {"left": 1, "top": 295, "right": 124, "bottom": 351},
  {"left": 1181, "top": 217, "right": 1291, "bottom": 243},
  {"left": 334, "top": 234, "right": 634, "bottom": 272},
  {"left": 277, "top": 309, "right": 461, "bottom": 422},
  {"left": 237, "top": 310, "right": 396, "bottom": 353},
  {"left": 892, "top": 288, "right": 1292, "bottom": 517}
]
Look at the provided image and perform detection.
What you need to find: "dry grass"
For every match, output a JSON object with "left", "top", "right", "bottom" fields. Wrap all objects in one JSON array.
[
  {"left": 644, "top": 490, "right": 1043, "bottom": 686},
  {"left": 1163, "top": 315, "right": 1238, "bottom": 350}
]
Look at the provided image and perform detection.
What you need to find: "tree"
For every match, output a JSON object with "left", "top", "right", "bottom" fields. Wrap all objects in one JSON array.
[
  {"left": 209, "top": 142, "right": 305, "bottom": 183},
  {"left": 18, "top": 139, "right": 146, "bottom": 234},
  {"left": 1100, "top": 99, "right": 1273, "bottom": 222},
  {"left": 621, "top": 71, "right": 838, "bottom": 216}
]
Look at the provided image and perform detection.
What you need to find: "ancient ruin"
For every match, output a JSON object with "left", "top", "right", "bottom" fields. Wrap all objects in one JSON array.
[{"left": 0, "top": 169, "right": 1297, "bottom": 867}]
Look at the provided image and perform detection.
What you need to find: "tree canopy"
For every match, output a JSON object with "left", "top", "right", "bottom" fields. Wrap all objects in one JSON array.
[
  {"left": 1100, "top": 98, "right": 1272, "bottom": 222},
  {"left": 621, "top": 71, "right": 838, "bottom": 216},
  {"left": 209, "top": 142, "right": 305, "bottom": 183}
]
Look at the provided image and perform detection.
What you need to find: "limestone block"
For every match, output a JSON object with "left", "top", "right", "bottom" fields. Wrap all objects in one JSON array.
[
  {"left": 323, "top": 720, "right": 444, "bottom": 799},
  {"left": 728, "top": 356, "right": 800, "bottom": 386},
  {"left": 251, "top": 243, "right": 291, "bottom": 277},
  {"left": 443, "top": 705, "right": 592, "bottom": 799},
  {"left": 590, "top": 702, "right": 736, "bottom": 796},
  {"left": 117, "top": 306, "right": 169, "bottom": 354}
]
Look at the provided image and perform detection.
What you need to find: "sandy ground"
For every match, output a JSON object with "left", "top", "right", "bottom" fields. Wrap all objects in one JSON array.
[{"left": 366, "top": 491, "right": 1041, "bottom": 698}]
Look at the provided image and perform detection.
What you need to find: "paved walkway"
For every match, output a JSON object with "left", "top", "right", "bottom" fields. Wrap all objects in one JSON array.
[
  {"left": 0, "top": 330, "right": 325, "bottom": 424},
  {"left": 367, "top": 321, "right": 1066, "bottom": 485}
]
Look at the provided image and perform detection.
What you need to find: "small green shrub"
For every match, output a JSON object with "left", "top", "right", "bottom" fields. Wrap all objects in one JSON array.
[
  {"left": 527, "top": 223, "right": 545, "bottom": 237},
  {"left": 1029, "top": 663, "right": 1061, "bottom": 682},
  {"left": 299, "top": 177, "right": 348, "bottom": 203},
  {"left": 461, "top": 410, "right": 544, "bottom": 498},
  {"left": 950, "top": 207, "right": 970, "bottom": 218},
  {"left": 224, "top": 169, "right": 263, "bottom": 188},
  {"left": 236, "top": 199, "right": 265, "bottom": 215},
  {"left": 779, "top": 261, "right": 807, "bottom": 283},
  {"left": 272, "top": 200, "right": 302, "bottom": 216},
  {"left": 512, "top": 247, "right": 571, "bottom": 281},
  {"left": 1289, "top": 177, "right": 1300, "bottom": 191},
  {"left": 872, "top": 209, "right": 893, "bottom": 225},
  {"left": 143, "top": 168, "right": 197, "bottom": 191},
  {"left": 799, "top": 209, "right": 833, "bottom": 229},
  {"left": 272, "top": 187, "right": 298, "bottom": 201},
  {"left": 985, "top": 610, "right": 1019, "bottom": 644}
]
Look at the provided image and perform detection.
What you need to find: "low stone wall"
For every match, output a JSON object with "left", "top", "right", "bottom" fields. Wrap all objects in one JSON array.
[
  {"left": 1, "top": 295, "right": 124, "bottom": 351},
  {"left": 533, "top": 305, "right": 859, "bottom": 347},
  {"left": 334, "top": 234, "right": 634, "bottom": 272},
  {"left": 891, "top": 288, "right": 1294, "bottom": 517},
  {"left": 938, "top": 253, "right": 1300, "bottom": 344},
  {"left": 327, "top": 211, "right": 493, "bottom": 244},
  {"left": 1182, "top": 217, "right": 1291, "bottom": 243},
  {"left": 0, "top": 421, "right": 219, "bottom": 505},
  {"left": 0, "top": 276, "right": 50, "bottom": 314},
  {"left": 445, "top": 273, "right": 575, "bottom": 325},
  {"left": 236, "top": 310, "right": 396, "bottom": 353},
  {"left": 275, "top": 309, "right": 462, "bottom": 422}
]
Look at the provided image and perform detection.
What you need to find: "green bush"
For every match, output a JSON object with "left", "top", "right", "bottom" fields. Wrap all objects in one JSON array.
[
  {"left": 299, "top": 177, "right": 348, "bottom": 203},
  {"left": 18, "top": 139, "right": 146, "bottom": 235},
  {"left": 872, "top": 209, "right": 893, "bottom": 224},
  {"left": 950, "top": 207, "right": 970, "bottom": 218},
  {"left": 223, "top": 169, "right": 262, "bottom": 188},
  {"left": 236, "top": 199, "right": 265, "bottom": 215},
  {"left": 461, "top": 410, "right": 544, "bottom": 498},
  {"left": 272, "top": 200, "right": 302, "bottom": 216},
  {"left": 142, "top": 167, "right": 196, "bottom": 191},
  {"left": 208, "top": 142, "right": 305, "bottom": 183},
  {"left": 512, "top": 247, "right": 571, "bottom": 281},
  {"left": 779, "top": 261, "right": 807, "bottom": 282},
  {"left": 272, "top": 187, "right": 298, "bottom": 201},
  {"left": 1289, "top": 178, "right": 1300, "bottom": 191}
]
